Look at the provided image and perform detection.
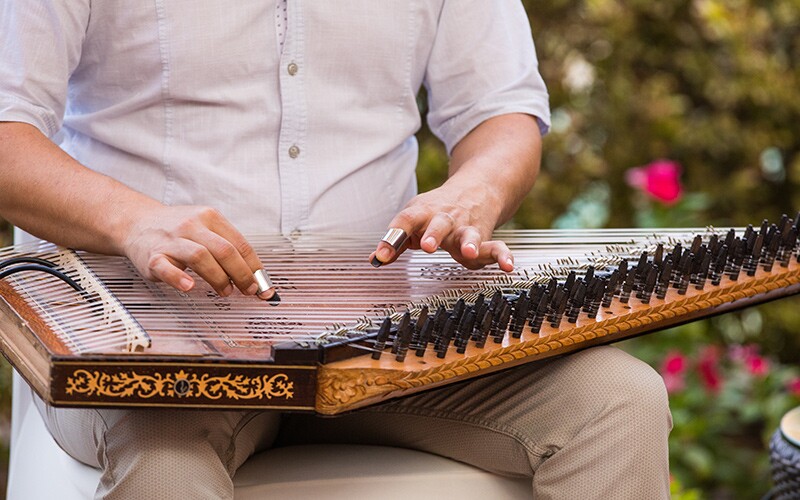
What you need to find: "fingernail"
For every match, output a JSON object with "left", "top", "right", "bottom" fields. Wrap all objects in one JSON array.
[
  {"left": 257, "top": 288, "right": 275, "bottom": 300},
  {"left": 222, "top": 283, "right": 234, "bottom": 296},
  {"left": 377, "top": 248, "right": 391, "bottom": 262},
  {"left": 258, "top": 289, "right": 281, "bottom": 305},
  {"left": 465, "top": 242, "right": 477, "bottom": 254},
  {"left": 424, "top": 237, "right": 437, "bottom": 249},
  {"left": 179, "top": 277, "right": 194, "bottom": 291},
  {"left": 246, "top": 283, "right": 259, "bottom": 295},
  {"left": 506, "top": 257, "right": 514, "bottom": 268}
]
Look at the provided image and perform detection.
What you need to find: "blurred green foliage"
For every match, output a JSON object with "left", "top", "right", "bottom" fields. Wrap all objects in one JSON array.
[
  {"left": 624, "top": 316, "right": 800, "bottom": 498},
  {"left": 522, "top": 0, "right": 800, "bottom": 230},
  {"left": 420, "top": 0, "right": 800, "bottom": 496},
  {"left": 2, "top": 0, "right": 800, "bottom": 496}
]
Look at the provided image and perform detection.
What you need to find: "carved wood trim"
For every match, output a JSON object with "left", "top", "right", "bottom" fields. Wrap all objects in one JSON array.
[{"left": 316, "top": 266, "right": 800, "bottom": 414}]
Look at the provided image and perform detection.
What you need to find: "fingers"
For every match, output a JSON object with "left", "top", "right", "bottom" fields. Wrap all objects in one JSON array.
[
  {"left": 132, "top": 206, "right": 268, "bottom": 299},
  {"left": 449, "top": 239, "right": 513, "bottom": 271},
  {"left": 420, "top": 212, "right": 456, "bottom": 253},
  {"left": 149, "top": 238, "right": 235, "bottom": 296},
  {"left": 202, "top": 210, "right": 264, "bottom": 273},
  {"left": 369, "top": 220, "right": 512, "bottom": 273},
  {"left": 453, "top": 226, "right": 481, "bottom": 260},
  {"left": 428, "top": 222, "right": 510, "bottom": 271},
  {"left": 148, "top": 254, "right": 196, "bottom": 292},
  {"left": 199, "top": 230, "right": 260, "bottom": 295},
  {"left": 370, "top": 235, "right": 411, "bottom": 268},
  {"left": 369, "top": 210, "right": 425, "bottom": 266},
  {"left": 369, "top": 192, "right": 514, "bottom": 271},
  {"left": 191, "top": 208, "right": 272, "bottom": 298},
  {"left": 484, "top": 240, "right": 514, "bottom": 272}
]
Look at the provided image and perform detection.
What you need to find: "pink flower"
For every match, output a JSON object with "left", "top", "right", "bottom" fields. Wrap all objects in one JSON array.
[
  {"left": 745, "top": 354, "right": 770, "bottom": 377},
  {"left": 729, "top": 344, "right": 770, "bottom": 377},
  {"left": 662, "top": 351, "right": 687, "bottom": 375},
  {"left": 660, "top": 351, "right": 688, "bottom": 394},
  {"left": 697, "top": 346, "right": 722, "bottom": 393},
  {"left": 788, "top": 378, "right": 800, "bottom": 397},
  {"left": 625, "top": 159, "right": 683, "bottom": 205},
  {"left": 729, "top": 344, "right": 758, "bottom": 363},
  {"left": 662, "top": 374, "right": 686, "bottom": 394}
]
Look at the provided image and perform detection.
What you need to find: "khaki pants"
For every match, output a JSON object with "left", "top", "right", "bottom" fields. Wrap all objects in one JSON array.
[{"left": 36, "top": 346, "right": 672, "bottom": 499}]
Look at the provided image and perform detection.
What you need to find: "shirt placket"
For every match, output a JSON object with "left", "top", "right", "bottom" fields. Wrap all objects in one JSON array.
[{"left": 277, "top": 0, "right": 309, "bottom": 237}]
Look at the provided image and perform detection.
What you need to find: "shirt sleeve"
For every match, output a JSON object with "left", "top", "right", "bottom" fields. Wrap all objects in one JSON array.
[
  {"left": 0, "top": 0, "right": 89, "bottom": 138},
  {"left": 424, "top": 0, "right": 551, "bottom": 155}
]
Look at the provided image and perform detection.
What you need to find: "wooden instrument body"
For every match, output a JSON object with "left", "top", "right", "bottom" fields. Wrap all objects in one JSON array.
[
  {"left": 1, "top": 229, "right": 798, "bottom": 415},
  {"left": 318, "top": 263, "right": 800, "bottom": 414}
]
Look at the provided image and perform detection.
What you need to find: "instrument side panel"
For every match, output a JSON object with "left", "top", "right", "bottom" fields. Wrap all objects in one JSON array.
[
  {"left": 49, "top": 358, "right": 318, "bottom": 411},
  {"left": 0, "top": 292, "right": 55, "bottom": 402}
]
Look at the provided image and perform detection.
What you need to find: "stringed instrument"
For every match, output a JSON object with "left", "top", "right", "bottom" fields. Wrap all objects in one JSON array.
[{"left": 1, "top": 216, "right": 798, "bottom": 414}]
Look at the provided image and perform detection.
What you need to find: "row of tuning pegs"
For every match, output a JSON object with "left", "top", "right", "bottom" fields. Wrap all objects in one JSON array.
[{"left": 369, "top": 213, "right": 800, "bottom": 362}]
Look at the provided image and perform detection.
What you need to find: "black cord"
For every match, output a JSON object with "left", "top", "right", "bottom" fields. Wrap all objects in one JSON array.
[
  {"left": 0, "top": 257, "right": 58, "bottom": 271},
  {"left": 0, "top": 264, "right": 87, "bottom": 295}
]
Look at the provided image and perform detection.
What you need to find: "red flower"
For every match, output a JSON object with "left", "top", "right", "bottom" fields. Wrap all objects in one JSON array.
[
  {"left": 730, "top": 344, "right": 770, "bottom": 377},
  {"left": 697, "top": 346, "right": 722, "bottom": 393},
  {"left": 662, "top": 351, "right": 687, "bottom": 375},
  {"left": 660, "top": 351, "right": 687, "bottom": 394},
  {"left": 745, "top": 354, "right": 770, "bottom": 377},
  {"left": 788, "top": 378, "right": 800, "bottom": 397},
  {"left": 625, "top": 159, "right": 683, "bottom": 205}
]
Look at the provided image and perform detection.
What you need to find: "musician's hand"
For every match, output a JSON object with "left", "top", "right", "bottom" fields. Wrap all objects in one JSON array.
[
  {"left": 122, "top": 205, "right": 267, "bottom": 298},
  {"left": 369, "top": 114, "right": 541, "bottom": 272},
  {"left": 369, "top": 178, "right": 514, "bottom": 272}
]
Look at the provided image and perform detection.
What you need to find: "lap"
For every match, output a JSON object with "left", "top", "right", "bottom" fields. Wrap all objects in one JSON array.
[
  {"left": 34, "top": 397, "right": 280, "bottom": 473},
  {"left": 278, "top": 345, "right": 669, "bottom": 476},
  {"left": 34, "top": 345, "right": 670, "bottom": 497}
]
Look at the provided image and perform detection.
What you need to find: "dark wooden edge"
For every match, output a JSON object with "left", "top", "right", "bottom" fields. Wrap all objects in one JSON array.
[{"left": 49, "top": 359, "right": 318, "bottom": 411}]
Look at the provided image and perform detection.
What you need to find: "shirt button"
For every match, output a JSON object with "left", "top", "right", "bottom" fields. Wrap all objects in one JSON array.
[
  {"left": 287, "top": 62, "right": 299, "bottom": 76},
  {"left": 288, "top": 145, "right": 300, "bottom": 158},
  {"left": 290, "top": 229, "right": 302, "bottom": 240}
]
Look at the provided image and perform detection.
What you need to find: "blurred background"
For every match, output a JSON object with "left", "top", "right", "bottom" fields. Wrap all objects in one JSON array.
[{"left": 2, "top": 0, "right": 800, "bottom": 497}]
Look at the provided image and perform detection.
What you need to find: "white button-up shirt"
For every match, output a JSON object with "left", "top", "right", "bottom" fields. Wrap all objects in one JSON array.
[{"left": 0, "top": 0, "right": 550, "bottom": 235}]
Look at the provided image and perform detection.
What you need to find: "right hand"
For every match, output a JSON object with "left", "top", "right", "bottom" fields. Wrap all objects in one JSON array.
[
  {"left": 121, "top": 205, "right": 265, "bottom": 298},
  {"left": 369, "top": 178, "right": 514, "bottom": 272}
]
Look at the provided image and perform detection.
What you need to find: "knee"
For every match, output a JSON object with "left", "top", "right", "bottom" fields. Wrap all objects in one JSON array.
[
  {"left": 587, "top": 347, "right": 672, "bottom": 431},
  {"left": 100, "top": 409, "right": 240, "bottom": 456},
  {"left": 95, "top": 410, "right": 242, "bottom": 499},
  {"left": 561, "top": 346, "right": 671, "bottom": 426}
]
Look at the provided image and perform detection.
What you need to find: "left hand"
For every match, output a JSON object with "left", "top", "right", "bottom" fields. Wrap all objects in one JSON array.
[{"left": 369, "top": 178, "right": 514, "bottom": 271}]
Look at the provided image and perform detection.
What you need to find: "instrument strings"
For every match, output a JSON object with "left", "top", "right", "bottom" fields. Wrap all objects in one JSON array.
[{"left": 0, "top": 229, "right": 711, "bottom": 354}]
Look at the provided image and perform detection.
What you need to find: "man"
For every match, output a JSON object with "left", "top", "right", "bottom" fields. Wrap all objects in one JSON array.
[{"left": 0, "top": 1, "right": 671, "bottom": 498}]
